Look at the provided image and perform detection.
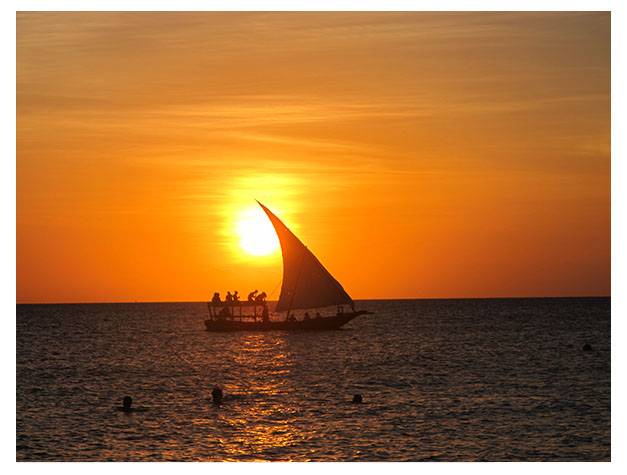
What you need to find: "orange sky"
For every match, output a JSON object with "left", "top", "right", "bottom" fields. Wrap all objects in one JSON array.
[{"left": 16, "top": 12, "right": 610, "bottom": 303}]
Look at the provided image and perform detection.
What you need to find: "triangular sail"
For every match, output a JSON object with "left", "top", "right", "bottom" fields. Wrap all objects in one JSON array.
[{"left": 258, "top": 202, "right": 354, "bottom": 312}]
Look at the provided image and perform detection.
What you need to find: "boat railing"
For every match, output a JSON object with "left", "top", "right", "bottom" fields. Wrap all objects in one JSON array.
[{"left": 206, "top": 301, "right": 269, "bottom": 321}]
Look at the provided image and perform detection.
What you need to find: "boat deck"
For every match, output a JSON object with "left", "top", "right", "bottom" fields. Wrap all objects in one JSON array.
[{"left": 204, "top": 310, "right": 369, "bottom": 332}]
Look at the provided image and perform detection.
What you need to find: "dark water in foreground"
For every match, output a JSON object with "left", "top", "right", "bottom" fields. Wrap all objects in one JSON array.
[{"left": 17, "top": 298, "right": 610, "bottom": 461}]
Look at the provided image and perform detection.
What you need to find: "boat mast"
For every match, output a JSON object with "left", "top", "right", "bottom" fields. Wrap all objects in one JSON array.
[{"left": 286, "top": 250, "right": 306, "bottom": 318}]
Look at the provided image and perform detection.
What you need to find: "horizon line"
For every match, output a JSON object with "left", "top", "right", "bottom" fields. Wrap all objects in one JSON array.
[{"left": 16, "top": 295, "right": 611, "bottom": 305}]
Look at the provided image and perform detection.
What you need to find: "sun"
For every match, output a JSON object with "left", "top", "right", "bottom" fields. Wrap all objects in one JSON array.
[{"left": 235, "top": 210, "right": 280, "bottom": 256}]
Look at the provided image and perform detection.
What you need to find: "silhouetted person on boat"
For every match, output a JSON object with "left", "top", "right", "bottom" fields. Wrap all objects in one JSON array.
[
  {"left": 212, "top": 387, "right": 223, "bottom": 406},
  {"left": 211, "top": 293, "right": 222, "bottom": 320},
  {"left": 248, "top": 290, "right": 258, "bottom": 302},
  {"left": 255, "top": 291, "right": 267, "bottom": 303},
  {"left": 262, "top": 306, "right": 270, "bottom": 322},
  {"left": 218, "top": 306, "right": 231, "bottom": 320},
  {"left": 315, "top": 312, "right": 322, "bottom": 319},
  {"left": 224, "top": 292, "right": 235, "bottom": 319},
  {"left": 304, "top": 312, "right": 311, "bottom": 321},
  {"left": 233, "top": 291, "right": 240, "bottom": 303}
]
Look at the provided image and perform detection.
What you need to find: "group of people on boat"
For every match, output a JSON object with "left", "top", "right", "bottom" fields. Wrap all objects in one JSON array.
[
  {"left": 207, "top": 290, "right": 334, "bottom": 324},
  {"left": 246, "top": 289, "right": 268, "bottom": 303},
  {"left": 210, "top": 290, "right": 267, "bottom": 306},
  {"left": 208, "top": 289, "right": 353, "bottom": 325},
  {"left": 209, "top": 289, "right": 269, "bottom": 321},
  {"left": 286, "top": 311, "right": 323, "bottom": 322}
]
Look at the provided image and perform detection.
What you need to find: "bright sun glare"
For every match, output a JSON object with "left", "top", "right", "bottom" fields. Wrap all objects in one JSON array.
[{"left": 236, "top": 210, "right": 280, "bottom": 256}]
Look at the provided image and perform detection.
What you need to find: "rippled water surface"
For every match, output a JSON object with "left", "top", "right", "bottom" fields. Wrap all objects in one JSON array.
[{"left": 16, "top": 298, "right": 610, "bottom": 461}]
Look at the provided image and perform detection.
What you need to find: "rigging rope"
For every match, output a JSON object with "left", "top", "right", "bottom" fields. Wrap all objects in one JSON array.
[{"left": 268, "top": 278, "right": 282, "bottom": 299}]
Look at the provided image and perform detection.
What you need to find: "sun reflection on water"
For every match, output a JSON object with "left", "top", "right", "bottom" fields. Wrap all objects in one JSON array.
[{"left": 204, "top": 332, "right": 310, "bottom": 461}]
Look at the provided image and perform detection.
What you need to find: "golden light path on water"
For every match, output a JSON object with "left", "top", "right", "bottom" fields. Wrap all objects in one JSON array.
[{"left": 214, "top": 333, "right": 306, "bottom": 461}]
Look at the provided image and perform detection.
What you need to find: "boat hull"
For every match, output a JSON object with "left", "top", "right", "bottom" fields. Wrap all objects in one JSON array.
[{"left": 204, "top": 310, "right": 368, "bottom": 332}]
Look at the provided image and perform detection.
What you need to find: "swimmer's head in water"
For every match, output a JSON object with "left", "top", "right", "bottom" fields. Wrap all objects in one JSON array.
[
  {"left": 352, "top": 394, "right": 362, "bottom": 404},
  {"left": 123, "top": 396, "right": 132, "bottom": 409},
  {"left": 212, "top": 387, "right": 223, "bottom": 405}
]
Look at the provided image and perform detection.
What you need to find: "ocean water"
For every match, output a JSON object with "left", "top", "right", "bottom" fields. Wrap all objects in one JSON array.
[{"left": 16, "top": 298, "right": 610, "bottom": 461}]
